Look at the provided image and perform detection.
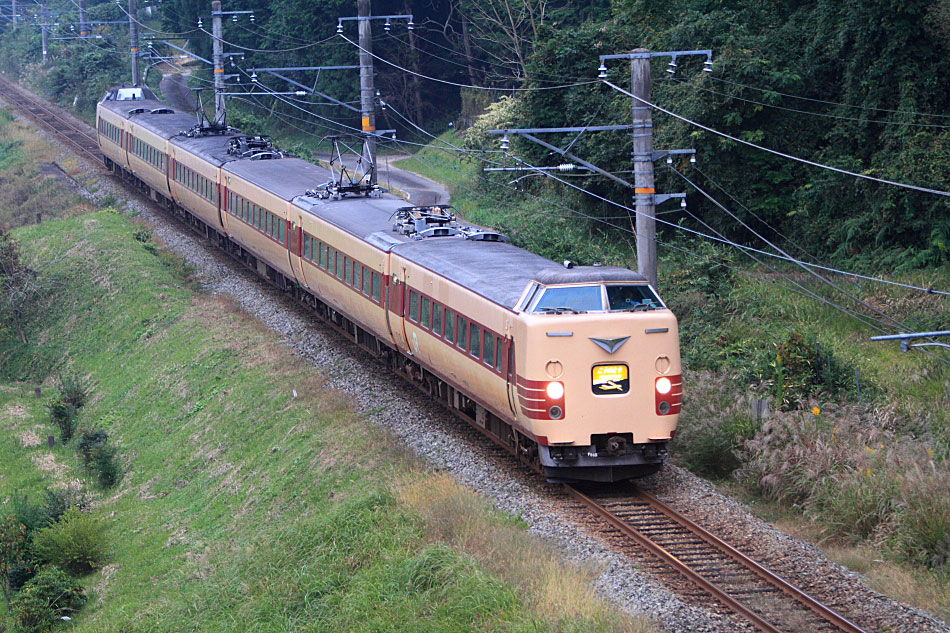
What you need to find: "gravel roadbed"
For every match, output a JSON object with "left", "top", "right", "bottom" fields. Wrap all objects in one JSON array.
[{"left": 5, "top": 92, "right": 948, "bottom": 633}]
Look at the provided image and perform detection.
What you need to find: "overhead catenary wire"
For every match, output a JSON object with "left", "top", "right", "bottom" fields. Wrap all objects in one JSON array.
[{"left": 602, "top": 79, "right": 950, "bottom": 198}]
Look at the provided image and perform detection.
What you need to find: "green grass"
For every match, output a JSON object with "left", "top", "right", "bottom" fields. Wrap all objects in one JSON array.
[{"left": 0, "top": 211, "right": 647, "bottom": 633}]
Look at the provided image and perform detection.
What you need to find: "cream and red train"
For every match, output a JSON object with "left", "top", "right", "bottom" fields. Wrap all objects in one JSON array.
[{"left": 97, "top": 85, "right": 682, "bottom": 482}]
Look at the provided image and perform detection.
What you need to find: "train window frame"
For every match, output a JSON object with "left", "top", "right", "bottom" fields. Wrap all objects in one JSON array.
[
  {"left": 483, "top": 331, "right": 494, "bottom": 367},
  {"left": 495, "top": 337, "right": 503, "bottom": 371},
  {"left": 353, "top": 262, "right": 361, "bottom": 290},
  {"left": 421, "top": 297, "right": 430, "bottom": 329},
  {"left": 321, "top": 244, "right": 328, "bottom": 269},
  {"left": 469, "top": 324, "right": 480, "bottom": 358},
  {"left": 408, "top": 291, "right": 419, "bottom": 322},
  {"left": 362, "top": 266, "right": 371, "bottom": 295},
  {"left": 371, "top": 272, "right": 380, "bottom": 302},
  {"left": 345, "top": 258, "right": 352, "bottom": 285},
  {"left": 279, "top": 219, "right": 286, "bottom": 245},
  {"left": 328, "top": 248, "right": 335, "bottom": 275},
  {"left": 444, "top": 309, "right": 455, "bottom": 342},
  {"left": 431, "top": 303, "right": 442, "bottom": 336},
  {"left": 336, "top": 252, "right": 344, "bottom": 279},
  {"left": 303, "top": 234, "right": 311, "bottom": 260},
  {"left": 456, "top": 318, "right": 467, "bottom": 351}
]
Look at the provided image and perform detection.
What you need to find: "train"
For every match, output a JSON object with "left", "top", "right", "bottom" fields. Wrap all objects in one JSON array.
[{"left": 96, "top": 84, "right": 682, "bottom": 483}]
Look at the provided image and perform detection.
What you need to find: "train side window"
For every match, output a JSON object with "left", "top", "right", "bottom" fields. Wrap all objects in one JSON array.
[
  {"left": 495, "top": 337, "right": 504, "bottom": 371},
  {"left": 444, "top": 309, "right": 454, "bottom": 341},
  {"left": 279, "top": 219, "right": 286, "bottom": 244},
  {"left": 371, "top": 273, "right": 380, "bottom": 301},
  {"left": 470, "top": 324, "right": 480, "bottom": 358},
  {"left": 421, "top": 297, "right": 430, "bottom": 329},
  {"left": 431, "top": 303, "right": 442, "bottom": 336},
  {"left": 353, "top": 263, "right": 361, "bottom": 291},
  {"left": 362, "top": 266, "right": 371, "bottom": 295},
  {"left": 408, "top": 291, "right": 419, "bottom": 322},
  {"left": 345, "top": 258, "right": 352, "bottom": 285},
  {"left": 456, "top": 318, "right": 467, "bottom": 351},
  {"left": 483, "top": 332, "right": 494, "bottom": 366},
  {"left": 336, "top": 253, "right": 343, "bottom": 279},
  {"left": 303, "top": 234, "right": 311, "bottom": 260},
  {"left": 320, "top": 244, "right": 327, "bottom": 269}
]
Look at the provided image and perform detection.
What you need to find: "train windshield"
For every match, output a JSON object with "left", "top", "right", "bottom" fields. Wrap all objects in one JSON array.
[
  {"left": 606, "top": 284, "right": 662, "bottom": 311},
  {"left": 527, "top": 283, "right": 663, "bottom": 314},
  {"left": 532, "top": 285, "right": 603, "bottom": 313}
]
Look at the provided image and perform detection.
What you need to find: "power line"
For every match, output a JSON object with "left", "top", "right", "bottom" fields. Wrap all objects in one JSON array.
[
  {"left": 707, "top": 75, "right": 950, "bottom": 120},
  {"left": 338, "top": 33, "right": 599, "bottom": 92},
  {"left": 603, "top": 79, "right": 950, "bottom": 198},
  {"left": 671, "top": 77, "right": 950, "bottom": 130}
]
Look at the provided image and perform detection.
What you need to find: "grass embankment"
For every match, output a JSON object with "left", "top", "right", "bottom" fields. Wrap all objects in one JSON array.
[
  {"left": 0, "top": 206, "right": 651, "bottom": 633},
  {"left": 394, "top": 131, "right": 950, "bottom": 619}
]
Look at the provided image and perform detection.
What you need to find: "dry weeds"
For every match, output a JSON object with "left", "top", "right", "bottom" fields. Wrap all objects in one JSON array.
[{"left": 398, "top": 473, "right": 657, "bottom": 633}]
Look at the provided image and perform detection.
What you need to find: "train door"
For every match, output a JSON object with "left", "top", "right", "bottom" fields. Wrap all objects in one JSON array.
[
  {"left": 505, "top": 337, "right": 517, "bottom": 415},
  {"left": 286, "top": 204, "right": 305, "bottom": 287},
  {"left": 386, "top": 264, "right": 412, "bottom": 354}
]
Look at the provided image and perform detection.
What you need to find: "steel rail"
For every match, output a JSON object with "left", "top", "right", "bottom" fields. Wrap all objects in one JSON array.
[
  {"left": 634, "top": 490, "right": 868, "bottom": 633},
  {"left": 0, "top": 76, "right": 104, "bottom": 167},
  {"left": 564, "top": 484, "right": 868, "bottom": 633}
]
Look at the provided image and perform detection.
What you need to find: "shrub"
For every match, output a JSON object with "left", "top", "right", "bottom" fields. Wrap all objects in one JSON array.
[
  {"left": 45, "top": 398, "right": 77, "bottom": 443},
  {"left": 896, "top": 466, "right": 950, "bottom": 570},
  {"left": 56, "top": 373, "right": 87, "bottom": 409},
  {"left": 76, "top": 429, "right": 121, "bottom": 488},
  {"left": 31, "top": 508, "right": 108, "bottom": 576},
  {"left": 9, "top": 566, "right": 86, "bottom": 633},
  {"left": 810, "top": 467, "right": 898, "bottom": 541},
  {"left": 0, "top": 515, "right": 28, "bottom": 607}
]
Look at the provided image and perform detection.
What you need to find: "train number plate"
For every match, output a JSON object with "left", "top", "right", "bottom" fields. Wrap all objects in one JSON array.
[{"left": 592, "top": 364, "right": 629, "bottom": 395}]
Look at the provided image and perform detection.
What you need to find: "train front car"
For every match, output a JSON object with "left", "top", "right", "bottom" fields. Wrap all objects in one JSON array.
[{"left": 511, "top": 266, "right": 681, "bottom": 482}]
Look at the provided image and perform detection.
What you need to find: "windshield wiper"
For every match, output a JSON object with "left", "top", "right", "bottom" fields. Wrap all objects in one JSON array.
[{"left": 536, "top": 306, "right": 584, "bottom": 314}]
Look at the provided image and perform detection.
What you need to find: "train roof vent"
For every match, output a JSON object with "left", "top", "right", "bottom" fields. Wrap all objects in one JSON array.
[
  {"left": 150, "top": 107, "right": 174, "bottom": 114},
  {"left": 227, "top": 135, "right": 284, "bottom": 159}
]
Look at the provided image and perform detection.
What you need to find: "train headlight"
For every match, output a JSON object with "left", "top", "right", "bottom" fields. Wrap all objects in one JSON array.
[
  {"left": 655, "top": 377, "right": 672, "bottom": 395},
  {"left": 546, "top": 381, "right": 564, "bottom": 400}
]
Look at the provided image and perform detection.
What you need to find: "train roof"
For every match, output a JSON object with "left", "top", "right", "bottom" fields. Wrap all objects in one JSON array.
[
  {"left": 293, "top": 195, "right": 575, "bottom": 309},
  {"left": 101, "top": 88, "right": 649, "bottom": 310},
  {"left": 99, "top": 87, "right": 242, "bottom": 164}
]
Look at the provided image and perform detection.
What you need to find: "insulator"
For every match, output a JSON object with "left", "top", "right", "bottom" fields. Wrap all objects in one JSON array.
[
  {"left": 197, "top": 17, "right": 203, "bottom": 28},
  {"left": 336, "top": 22, "right": 343, "bottom": 34},
  {"left": 231, "top": 14, "right": 237, "bottom": 22},
  {"left": 689, "top": 154, "right": 696, "bottom": 164},
  {"left": 384, "top": 19, "right": 391, "bottom": 32},
  {"left": 680, "top": 198, "right": 687, "bottom": 208},
  {"left": 249, "top": 13, "right": 255, "bottom": 23},
  {"left": 407, "top": 19, "right": 414, "bottom": 30},
  {"left": 597, "top": 62, "right": 607, "bottom": 79},
  {"left": 556, "top": 163, "right": 576, "bottom": 172}
]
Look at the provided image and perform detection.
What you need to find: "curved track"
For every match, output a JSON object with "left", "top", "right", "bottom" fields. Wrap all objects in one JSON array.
[
  {"left": 0, "top": 77, "right": 872, "bottom": 633},
  {"left": 566, "top": 485, "right": 869, "bottom": 633},
  {"left": 0, "top": 76, "right": 104, "bottom": 167}
]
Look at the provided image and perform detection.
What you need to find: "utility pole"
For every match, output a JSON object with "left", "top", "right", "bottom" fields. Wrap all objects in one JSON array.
[
  {"left": 79, "top": 0, "right": 86, "bottom": 37},
  {"left": 631, "top": 49, "right": 656, "bottom": 288},
  {"left": 211, "top": 0, "right": 225, "bottom": 125},
  {"left": 357, "top": 0, "right": 377, "bottom": 186},
  {"left": 40, "top": 2, "right": 47, "bottom": 65},
  {"left": 128, "top": 0, "right": 139, "bottom": 85},
  {"left": 11, "top": 0, "right": 15, "bottom": 29}
]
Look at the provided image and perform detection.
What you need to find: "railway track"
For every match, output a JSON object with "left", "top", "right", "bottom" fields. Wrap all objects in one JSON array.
[
  {"left": 566, "top": 485, "right": 869, "bottom": 633},
  {"left": 0, "top": 76, "right": 104, "bottom": 167},
  {"left": 0, "top": 76, "right": 876, "bottom": 633}
]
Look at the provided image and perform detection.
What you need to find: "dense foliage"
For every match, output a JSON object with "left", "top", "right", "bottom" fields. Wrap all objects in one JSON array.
[{"left": 2, "top": 1, "right": 947, "bottom": 266}]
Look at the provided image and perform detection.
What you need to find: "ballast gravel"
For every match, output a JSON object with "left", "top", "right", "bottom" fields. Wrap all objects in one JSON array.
[{"left": 8, "top": 95, "right": 948, "bottom": 633}]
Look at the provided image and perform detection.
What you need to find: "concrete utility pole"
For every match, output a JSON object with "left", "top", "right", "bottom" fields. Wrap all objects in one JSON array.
[
  {"left": 11, "top": 0, "right": 16, "bottom": 29},
  {"left": 79, "top": 0, "right": 87, "bottom": 37},
  {"left": 631, "top": 48, "right": 657, "bottom": 289},
  {"left": 40, "top": 2, "right": 47, "bottom": 65},
  {"left": 357, "top": 0, "right": 377, "bottom": 185},
  {"left": 211, "top": 0, "right": 225, "bottom": 124},
  {"left": 128, "top": 0, "right": 139, "bottom": 85}
]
